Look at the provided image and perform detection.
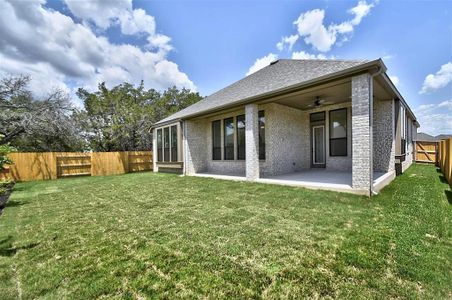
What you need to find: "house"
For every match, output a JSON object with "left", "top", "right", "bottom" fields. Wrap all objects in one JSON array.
[
  {"left": 152, "top": 59, "right": 419, "bottom": 196},
  {"left": 415, "top": 132, "right": 438, "bottom": 142},
  {"left": 435, "top": 134, "right": 452, "bottom": 141}
]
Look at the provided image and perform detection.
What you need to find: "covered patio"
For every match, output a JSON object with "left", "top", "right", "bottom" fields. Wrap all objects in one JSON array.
[{"left": 193, "top": 169, "right": 395, "bottom": 195}]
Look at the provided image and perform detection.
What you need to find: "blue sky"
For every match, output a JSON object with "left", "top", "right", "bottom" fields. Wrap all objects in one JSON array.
[{"left": 0, "top": 0, "right": 450, "bottom": 134}]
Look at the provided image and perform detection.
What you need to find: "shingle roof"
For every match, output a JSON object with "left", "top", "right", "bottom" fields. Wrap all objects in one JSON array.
[
  {"left": 436, "top": 134, "right": 452, "bottom": 140},
  {"left": 156, "top": 59, "right": 371, "bottom": 125},
  {"left": 415, "top": 132, "right": 438, "bottom": 142}
]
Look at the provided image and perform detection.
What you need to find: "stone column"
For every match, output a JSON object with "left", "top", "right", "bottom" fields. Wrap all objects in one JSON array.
[
  {"left": 245, "top": 104, "right": 260, "bottom": 180},
  {"left": 351, "top": 73, "right": 373, "bottom": 195}
]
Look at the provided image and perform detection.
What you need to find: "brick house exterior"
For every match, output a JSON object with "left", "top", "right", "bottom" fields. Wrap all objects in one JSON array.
[{"left": 152, "top": 59, "right": 418, "bottom": 196}]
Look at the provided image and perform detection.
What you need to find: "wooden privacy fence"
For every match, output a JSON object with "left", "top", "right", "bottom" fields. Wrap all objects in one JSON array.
[
  {"left": 438, "top": 138, "right": 452, "bottom": 186},
  {"left": 1, "top": 151, "right": 153, "bottom": 182},
  {"left": 415, "top": 141, "right": 438, "bottom": 163}
]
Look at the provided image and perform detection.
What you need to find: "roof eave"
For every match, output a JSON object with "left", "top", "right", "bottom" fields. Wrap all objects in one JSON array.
[
  {"left": 154, "top": 59, "right": 388, "bottom": 126},
  {"left": 380, "top": 72, "right": 417, "bottom": 122}
]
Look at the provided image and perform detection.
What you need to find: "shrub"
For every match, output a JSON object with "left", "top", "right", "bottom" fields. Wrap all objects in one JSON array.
[
  {"left": 0, "top": 186, "right": 9, "bottom": 196},
  {"left": 0, "top": 135, "right": 16, "bottom": 171},
  {"left": 0, "top": 179, "right": 15, "bottom": 190}
]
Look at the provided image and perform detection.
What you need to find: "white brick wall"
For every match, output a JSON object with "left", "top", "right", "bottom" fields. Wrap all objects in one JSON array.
[
  {"left": 373, "top": 99, "right": 395, "bottom": 172},
  {"left": 184, "top": 100, "right": 372, "bottom": 178},
  {"left": 351, "top": 73, "right": 372, "bottom": 193},
  {"left": 184, "top": 119, "right": 209, "bottom": 174},
  {"left": 245, "top": 104, "right": 259, "bottom": 180},
  {"left": 264, "top": 103, "right": 305, "bottom": 175}
]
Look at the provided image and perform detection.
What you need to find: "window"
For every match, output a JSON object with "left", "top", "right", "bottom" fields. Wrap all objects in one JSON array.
[
  {"left": 236, "top": 115, "right": 245, "bottom": 160},
  {"left": 157, "top": 129, "right": 163, "bottom": 162},
  {"left": 259, "top": 110, "right": 265, "bottom": 160},
  {"left": 224, "top": 117, "right": 234, "bottom": 160},
  {"left": 329, "top": 108, "right": 347, "bottom": 156},
  {"left": 310, "top": 111, "right": 325, "bottom": 122},
  {"left": 163, "top": 127, "right": 170, "bottom": 162},
  {"left": 212, "top": 120, "right": 221, "bottom": 160},
  {"left": 400, "top": 106, "right": 406, "bottom": 155},
  {"left": 170, "top": 125, "right": 178, "bottom": 162}
]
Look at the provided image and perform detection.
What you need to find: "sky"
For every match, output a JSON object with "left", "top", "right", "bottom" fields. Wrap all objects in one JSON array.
[{"left": 0, "top": 0, "right": 451, "bottom": 135}]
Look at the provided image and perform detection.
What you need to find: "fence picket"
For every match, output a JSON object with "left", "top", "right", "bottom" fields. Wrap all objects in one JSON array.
[
  {"left": 1, "top": 151, "right": 153, "bottom": 182},
  {"left": 437, "top": 138, "right": 452, "bottom": 186}
]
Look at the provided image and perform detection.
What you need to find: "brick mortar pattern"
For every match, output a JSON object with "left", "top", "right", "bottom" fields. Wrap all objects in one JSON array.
[{"left": 351, "top": 74, "right": 372, "bottom": 191}]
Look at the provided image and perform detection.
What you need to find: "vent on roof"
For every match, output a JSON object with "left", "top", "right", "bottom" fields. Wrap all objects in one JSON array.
[{"left": 270, "top": 60, "right": 279, "bottom": 65}]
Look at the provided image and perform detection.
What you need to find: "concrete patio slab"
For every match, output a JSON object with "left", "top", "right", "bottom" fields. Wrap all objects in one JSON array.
[{"left": 192, "top": 169, "right": 394, "bottom": 195}]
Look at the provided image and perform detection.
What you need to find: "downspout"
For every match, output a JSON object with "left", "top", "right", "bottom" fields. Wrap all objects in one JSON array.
[
  {"left": 368, "top": 65, "right": 384, "bottom": 196},
  {"left": 182, "top": 120, "right": 187, "bottom": 176}
]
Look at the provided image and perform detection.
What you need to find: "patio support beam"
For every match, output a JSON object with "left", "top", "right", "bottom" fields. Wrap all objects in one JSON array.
[
  {"left": 351, "top": 73, "right": 373, "bottom": 195},
  {"left": 245, "top": 104, "right": 260, "bottom": 180}
]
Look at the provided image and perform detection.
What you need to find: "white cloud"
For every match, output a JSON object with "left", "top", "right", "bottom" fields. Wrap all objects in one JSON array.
[
  {"left": 0, "top": 0, "right": 195, "bottom": 102},
  {"left": 414, "top": 100, "right": 452, "bottom": 135},
  {"left": 276, "top": 35, "right": 299, "bottom": 51},
  {"left": 64, "top": 0, "right": 132, "bottom": 30},
  {"left": 291, "top": 51, "right": 326, "bottom": 60},
  {"left": 349, "top": 0, "right": 375, "bottom": 25},
  {"left": 419, "top": 62, "right": 452, "bottom": 94},
  {"left": 389, "top": 75, "right": 399, "bottom": 86},
  {"left": 246, "top": 53, "right": 278, "bottom": 76},
  {"left": 294, "top": 1, "right": 375, "bottom": 52}
]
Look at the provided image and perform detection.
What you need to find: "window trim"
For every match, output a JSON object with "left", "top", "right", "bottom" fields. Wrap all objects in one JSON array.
[
  {"left": 155, "top": 124, "right": 179, "bottom": 163},
  {"left": 170, "top": 125, "right": 178, "bottom": 162},
  {"left": 157, "top": 128, "right": 163, "bottom": 162},
  {"left": 223, "top": 117, "right": 235, "bottom": 160},
  {"left": 163, "top": 127, "right": 170, "bottom": 162},
  {"left": 329, "top": 108, "right": 348, "bottom": 157},
  {"left": 212, "top": 120, "right": 222, "bottom": 160},
  {"left": 209, "top": 110, "right": 266, "bottom": 162},
  {"left": 236, "top": 114, "right": 245, "bottom": 160},
  {"left": 258, "top": 110, "right": 266, "bottom": 160}
]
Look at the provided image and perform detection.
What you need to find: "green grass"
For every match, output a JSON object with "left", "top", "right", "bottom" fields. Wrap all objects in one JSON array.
[{"left": 0, "top": 164, "right": 450, "bottom": 299}]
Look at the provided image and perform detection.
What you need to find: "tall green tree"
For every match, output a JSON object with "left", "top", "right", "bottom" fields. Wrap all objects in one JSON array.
[{"left": 75, "top": 82, "right": 201, "bottom": 151}]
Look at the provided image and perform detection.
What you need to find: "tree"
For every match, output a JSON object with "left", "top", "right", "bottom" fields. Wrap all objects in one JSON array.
[
  {"left": 0, "top": 75, "right": 85, "bottom": 151},
  {"left": 0, "top": 74, "right": 202, "bottom": 152},
  {"left": 75, "top": 82, "right": 202, "bottom": 151}
]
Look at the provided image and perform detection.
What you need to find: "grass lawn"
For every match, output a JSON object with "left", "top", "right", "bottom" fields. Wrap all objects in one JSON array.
[{"left": 0, "top": 164, "right": 450, "bottom": 299}]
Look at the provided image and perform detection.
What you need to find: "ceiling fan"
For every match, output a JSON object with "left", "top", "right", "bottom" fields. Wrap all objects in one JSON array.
[{"left": 306, "top": 96, "right": 334, "bottom": 108}]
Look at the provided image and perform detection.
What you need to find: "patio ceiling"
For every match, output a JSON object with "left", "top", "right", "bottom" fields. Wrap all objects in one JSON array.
[{"left": 269, "top": 75, "right": 394, "bottom": 110}]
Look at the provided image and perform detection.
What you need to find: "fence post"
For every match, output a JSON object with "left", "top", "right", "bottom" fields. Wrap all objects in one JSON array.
[
  {"left": 446, "top": 139, "right": 452, "bottom": 184},
  {"left": 124, "top": 151, "right": 130, "bottom": 173}
]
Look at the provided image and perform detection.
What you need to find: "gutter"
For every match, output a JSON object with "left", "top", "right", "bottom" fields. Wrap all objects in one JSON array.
[
  {"left": 152, "top": 59, "right": 386, "bottom": 128},
  {"left": 380, "top": 72, "right": 418, "bottom": 122}
]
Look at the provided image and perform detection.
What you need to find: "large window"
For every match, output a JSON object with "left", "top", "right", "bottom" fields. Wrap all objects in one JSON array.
[
  {"left": 212, "top": 120, "right": 221, "bottom": 160},
  {"left": 258, "top": 111, "right": 265, "bottom": 160},
  {"left": 236, "top": 115, "right": 245, "bottom": 160},
  {"left": 224, "top": 117, "right": 234, "bottom": 160},
  {"left": 163, "top": 127, "right": 170, "bottom": 162},
  {"left": 170, "top": 125, "right": 178, "bottom": 162},
  {"left": 211, "top": 110, "right": 265, "bottom": 161},
  {"left": 157, "top": 129, "right": 163, "bottom": 162},
  {"left": 329, "top": 108, "right": 347, "bottom": 156}
]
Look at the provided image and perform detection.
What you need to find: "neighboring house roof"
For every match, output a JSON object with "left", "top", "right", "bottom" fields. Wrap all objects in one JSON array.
[
  {"left": 415, "top": 132, "right": 438, "bottom": 142},
  {"left": 154, "top": 58, "right": 416, "bottom": 127},
  {"left": 436, "top": 134, "right": 452, "bottom": 140}
]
